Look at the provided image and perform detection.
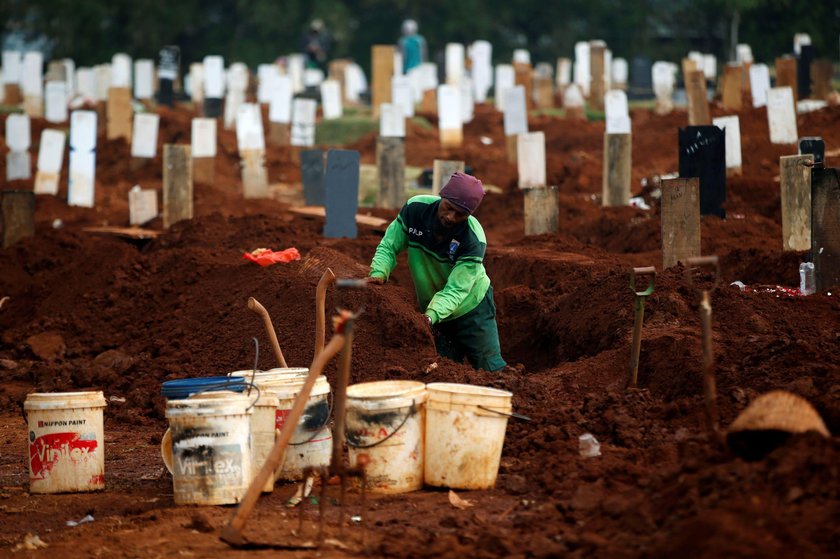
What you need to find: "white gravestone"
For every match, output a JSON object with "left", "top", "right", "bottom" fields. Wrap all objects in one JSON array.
[
  {"left": 517, "top": 131, "right": 546, "bottom": 189},
  {"left": 224, "top": 89, "right": 245, "bottom": 130},
  {"left": 236, "top": 103, "right": 266, "bottom": 153},
  {"left": 611, "top": 58, "right": 628, "bottom": 86},
  {"left": 2, "top": 51, "right": 22, "bottom": 85},
  {"left": 793, "top": 33, "right": 811, "bottom": 55},
  {"left": 288, "top": 54, "right": 305, "bottom": 93},
  {"left": 563, "top": 83, "right": 585, "bottom": 109},
  {"left": 702, "top": 55, "right": 717, "bottom": 81},
  {"left": 45, "top": 81, "right": 68, "bottom": 123},
  {"left": 131, "top": 113, "right": 160, "bottom": 158},
  {"left": 503, "top": 85, "right": 528, "bottom": 137},
  {"left": 303, "top": 68, "right": 324, "bottom": 88},
  {"left": 379, "top": 103, "right": 405, "bottom": 138},
  {"left": 713, "top": 115, "right": 742, "bottom": 172},
  {"left": 574, "top": 41, "right": 591, "bottom": 96},
  {"left": 767, "top": 87, "right": 798, "bottom": 145},
  {"left": 191, "top": 118, "right": 217, "bottom": 158},
  {"left": 63, "top": 59, "right": 76, "bottom": 96},
  {"left": 392, "top": 75, "right": 414, "bottom": 118},
  {"left": 111, "top": 53, "right": 132, "bottom": 88},
  {"left": 134, "top": 59, "right": 154, "bottom": 100},
  {"left": 291, "top": 97, "right": 317, "bottom": 147},
  {"left": 469, "top": 40, "right": 492, "bottom": 103},
  {"left": 445, "top": 43, "right": 465, "bottom": 85},
  {"left": 437, "top": 85, "right": 462, "bottom": 132},
  {"left": 6, "top": 113, "right": 31, "bottom": 181},
  {"left": 320, "top": 79, "right": 343, "bottom": 120},
  {"left": 513, "top": 49, "right": 531, "bottom": 65},
  {"left": 407, "top": 66, "right": 423, "bottom": 103},
  {"left": 68, "top": 111, "right": 97, "bottom": 207},
  {"left": 605, "top": 90, "right": 631, "bottom": 134},
  {"left": 736, "top": 44, "right": 753, "bottom": 64},
  {"left": 129, "top": 185, "right": 158, "bottom": 226},
  {"left": 35, "top": 129, "right": 66, "bottom": 195},
  {"left": 203, "top": 56, "right": 225, "bottom": 99},
  {"left": 94, "top": 64, "right": 111, "bottom": 102},
  {"left": 393, "top": 50, "right": 403, "bottom": 77},
  {"left": 494, "top": 64, "right": 515, "bottom": 111},
  {"left": 257, "top": 64, "right": 277, "bottom": 103},
  {"left": 652, "top": 61, "right": 677, "bottom": 102},
  {"left": 269, "top": 75, "right": 293, "bottom": 123},
  {"left": 459, "top": 77, "right": 474, "bottom": 123},
  {"left": 556, "top": 58, "right": 572, "bottom": 87},
  {"left": 76, "top": 68, "right": 95, "bottom": 101},
  {"left": 344, "top": 63, "right": 366, "bottom": 103},
  {"left": 419, "top": 62, "right": 437, "bottom": 92},
  {"left": 22, "top": 51, "right": 44, "bottom": 97},
  {"left": 749, "top": 64, "right": 770, "bottom": 108},
  {"left": 190, "top": 63, "right": 204, "bottom": 104}
]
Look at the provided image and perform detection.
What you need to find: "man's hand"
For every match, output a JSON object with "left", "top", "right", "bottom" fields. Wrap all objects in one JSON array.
[
  {"left": 366, "top": 276, "right": 385, "bottom": 285},
  {"left": 423, "top": 314, "right": 433, "bottom": 330}
]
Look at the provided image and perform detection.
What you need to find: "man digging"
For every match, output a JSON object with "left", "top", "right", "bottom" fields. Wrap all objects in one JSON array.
[{"left": 367, "top": 173, "right": 507, "bottom": 372}]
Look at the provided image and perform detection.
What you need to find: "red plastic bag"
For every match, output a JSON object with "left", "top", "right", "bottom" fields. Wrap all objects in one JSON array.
[{"left": 243, "top": 247, "right": 301, "bottom": 267}]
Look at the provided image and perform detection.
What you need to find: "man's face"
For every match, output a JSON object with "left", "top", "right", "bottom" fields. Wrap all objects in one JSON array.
[{"left": 437, "top": 198, "right": 470, "bottom": 229}]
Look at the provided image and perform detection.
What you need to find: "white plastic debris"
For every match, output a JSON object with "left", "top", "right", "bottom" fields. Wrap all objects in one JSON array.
[
  {"left": 629, "top": 196, "right": 650, "bottom": 210},
  {"left": 730, "top": 281, "right": 746, "bottom": 291},
  {"left": 67, "top": 514, "right": 95, "bottom": 527},
  {"left": 52, "top": 218, "right": 63, "bottom": 229},
  {"left": 578, "top": 433, "right": 601, "bottom": 457}
]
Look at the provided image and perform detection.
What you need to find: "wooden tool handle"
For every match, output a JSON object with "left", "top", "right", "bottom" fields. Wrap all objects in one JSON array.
[
  {"left": 314, "top": 268, "right": 335, "bottom": 359},
  {"left": 223, "top": 333, "right": 345, "bottom": 538},
  {"left": 248, "top": 297, "right": 288, "bottom": 368}
]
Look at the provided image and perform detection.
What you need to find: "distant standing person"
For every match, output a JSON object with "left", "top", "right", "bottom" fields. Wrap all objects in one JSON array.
[
  {"left": 398, "top": 19, "right": 427, "bottom": 73},
  {"left": 301, "top": 19, "right": 331, "bottom": 71}
]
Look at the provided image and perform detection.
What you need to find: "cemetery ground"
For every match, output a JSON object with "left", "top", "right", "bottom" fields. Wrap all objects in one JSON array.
[{"left": 1, "top": 100, "right": 840, "bottom": 558}]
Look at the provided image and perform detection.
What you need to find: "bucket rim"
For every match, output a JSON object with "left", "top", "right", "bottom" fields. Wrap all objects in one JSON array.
[
  {"left": 24, "top": 391, "right": 107, "bottom": 410},
  {"left": 426, "top": 382, "right": 512, "bottom": 398},
  {"left": 346, "top": 380, "right": 426, "bottom": 400},
  {"left": 266, "top": 376, "right": 330, "bottom": 400}
]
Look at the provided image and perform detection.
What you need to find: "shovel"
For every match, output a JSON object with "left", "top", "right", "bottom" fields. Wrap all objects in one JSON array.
[
  {"left": 248, "top": 297, "right": 288, "bottom": 368},
  {"left": 627, "top": 266, "right": 655, "bottom": 388},
  {"left": 314, "top": 268, "right": 336, "bottom": 359},
  {"left": 685, "top": 256, "right": 720, "bottom": 437}
]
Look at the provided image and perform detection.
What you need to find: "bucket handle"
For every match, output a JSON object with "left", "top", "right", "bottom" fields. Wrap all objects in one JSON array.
[
  {"left": 189, "top": 380, "right": 262, "bottom": 412},
  {"left": 288, "top": 391, "right": 334, "bottom": 446},
  {"left": 345, "top": 401, "right": 416, "bottom": 449},
  {"left": 477, "top": 405, "right": 532, "bottom": 422}
]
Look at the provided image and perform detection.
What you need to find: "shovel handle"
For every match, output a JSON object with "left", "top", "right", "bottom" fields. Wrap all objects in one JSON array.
[
  {"left": 314, "top": 268, "right": 336, "bottom": 359},
  {"left": 248, "top": 297, "right": 288, "bottom": 368},
  {"left": 685, "top": 255, "right": 720, "bottom": 291},
  {"left": 630, "top": 266, "right": 656, "bottom": 297}
]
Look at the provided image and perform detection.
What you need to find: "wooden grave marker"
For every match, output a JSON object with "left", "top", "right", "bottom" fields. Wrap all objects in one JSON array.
[
  {"left": 712, "top": 115, "right": 742, "bottom": 177},
  {"left": 191, "top": 117, "right": 217, "bottom": 184},
  {"left": 721, "top": 64, "right": 743, "bottom": 111},
  {"left": 517, "top": 132, "right": 546, "bottom": 189},
  {"left": 107, "top": 87, "right": 132, "bottom": 141},
  {"left": 589, "top": 41, "right": 606, "bottom": 112},
  {"left": 556, "top": 57, "right": 572, "bottom": 88},
  {"left": 810, "top": 60, "right": 833, "bottom": 100},
  {"left": 437, "top": 85, "right": 462, "bottom": 148},
  {"left": 22, "top": 51, "right": 44, "bottom": 118},
  {"left": 494, "top": 64, "right": 515, "bottom": 112},
  {"left": 236, "top": 103, "right": 268, "bottom": 199},
  {"left": 775, "top": 57, "right": 798, "bottom": 103},
  {"left": 300, "top": 149, "right": 325, "bottom": 206},
  {"left": 681, "top": 57, "right": 697, "bottom": 81},
  {"left": 563, "top": 83, "right": 586, "bottom": 120},
  {"left": 44, "top": 81, "right": 67, "bottom": 123},
  {"left": 679, "top": 126, "right": 726, "bottom": 218},
  {"left": 157, "top": 46, "right": 179, "bottom": 107},
  {"left": 685, "top": 70, "right": 710, "bottom": 125},
  {"left": 534, "top": 76, "right": 554, "bottom": 109},
  {"left": 661, "top": 178, "right": 701, "bottom": 269},
  {"left": 514, "top": 62, "right": 534, "bottom": 110},
  {"left": 377, "top": 137, "right": 405, "bottom": 210},
  {"left": 524, "top": 185, "right": 559, "bottom": 236},
  {"left": 324, "top": 150, "right": 360, "bottom": 238},
  {"left": 93, "top": 64, "right": 110, "bottom": 135},
  {"left": 320, "top": 79, "right": 343, "bottom": 120},
  {"left": 432, "top": 160, "right": 465, "bottom": 195},
  {"left": 130, "top": 113, "right": 160, "bottom": 167},
  {"left": 134, "top": 59, "right": 155, "bottom": 101},
  {"left": 268, "top": 74, "right": 292, "bottom": 146},
  {"left": 811, "top": 166, "right": 840, "bottom": 290},
  {"left": 0, "top": 190, "right": 35, "bottom": 248},
  {"left": 34, "top": 129, "right": 66, "bottom": 195},
  {"left": 372, "top": 45, "right": 395, "bottom": 118},
  {"left": 503, "top": 85, "right": 528, "bottom": 162},
  {"left": 3, "top": 51, "right": 22, "bottom": 104},
  {"left": 291, "top": 98, "right": 317, "bottom": 147},
  {"left": 780, "top": 154, "right": 813, "bottom": 251},
  {"left": 68, "top": 110, "right": 97, "bottom": 208},
  {"left": 799, "top": 137, "right": 824, "bottom": 168},
  {"left": 612, "top": 58, "right": 628, "bottom": 90},
  {"left": 5, "top": 113, "right": 31, "bottom": 181},
  {"left": 749, "top": 63, "right": 770, "bottom": 108},
  {"left": 162, "top": 144, "right": 193, "bottom": 228},
  {"left": 129, "top": 185, "right": 158, "bottom": 226},
  {"left": 189, "top": 62, "right": 204, "bottom": 106},
  {"left": 379, "top": 103, "right": 405, "bottom": 138},
  {"left": 392, "top": 75, "right": 414, "bottom": 118},
  {"left": 604, "top": 86, "right": 632, "bottom": 205},
  {"left": 767, "top": 87, "right": 798, "bottom": 145}
]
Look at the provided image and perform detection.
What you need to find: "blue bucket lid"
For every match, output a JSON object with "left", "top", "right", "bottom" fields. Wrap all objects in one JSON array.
[{"left": 161, "top": 376, "right": 247, "bottom": 400}]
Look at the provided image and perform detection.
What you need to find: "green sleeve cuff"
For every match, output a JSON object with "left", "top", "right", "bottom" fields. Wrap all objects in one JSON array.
[{"left": 369, "top": 271, "right": 387, "bottom": 280}]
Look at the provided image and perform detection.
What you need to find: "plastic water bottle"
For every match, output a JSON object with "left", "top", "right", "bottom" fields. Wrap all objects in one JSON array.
[{"left": 799, "top": 262, "right": 816, "bottom": 295}]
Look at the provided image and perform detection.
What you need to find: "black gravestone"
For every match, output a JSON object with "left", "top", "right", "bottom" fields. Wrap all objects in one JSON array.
[
  {"left": 679, "top": 126, "right": 726, "bottom": 219},
  {"left": 796, "top": 44, "right": 815, "bottom": 100},
  {"left": 799, "top": 137, "right": 825, "bottom": 168},
  {"left": 158, "top": 46, "right": 180, "bottom": 107},
  {"left": 811, "top": 167, "right": 840, "bottom": 291},
  {"left": 324, "top": 150, "right": 360, "bottom": 239},
  {"left": 203, "top": 98, "right": 223, "bottom": 118},
  {"left": 629, "top": 57, "right": 652, "bottom": 99},
  {"left": 300, "top": 149, "right": 325, "bottom": 206}
]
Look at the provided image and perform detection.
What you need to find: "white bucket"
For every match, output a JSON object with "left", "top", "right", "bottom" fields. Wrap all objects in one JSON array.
[
  {"left": 346, "top": 380, "right": 427, "bottom": 494},
  {"left": 264, "top": 376, "right": 332, "bottom": 481},
  {"left": 249, "top": 390, "right": 279, "bottom": 492},
  {"left": 24, "top": 391, "right": 107, "bottom": 494},
  {"left": 424, "top": 383, "right": 513, "bottom": 490},
  {"left": 163, "top": 391, "right": 253, "bottom": 505},
  {"left": 231, "top": 368, "right": 309, "bottom": 385}
]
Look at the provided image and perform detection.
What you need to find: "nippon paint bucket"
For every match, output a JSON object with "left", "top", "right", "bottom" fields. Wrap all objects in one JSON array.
[
  {"left": 263, "top": 376, "right": 332, "bottom": 481},
  {"left": 346, "top": 380, "right": 427, "bottom": 494},
  {"left": 249, "top": 390, "right": 280, "bottom": 492},
  {"left": 424, "top": 383, "right": 513, "bottom": 490},
  {"left": 162, "top": 391, "right": 253, "bottom": 505},
  {"left": 230, "top": 368, "right": 309, "bottom": 385},
  {"left": 24, "top": 391, "right": 107, "bottom": 494}
]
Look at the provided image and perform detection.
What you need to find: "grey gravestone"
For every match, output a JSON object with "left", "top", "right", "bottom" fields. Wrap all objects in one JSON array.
[
  {"left": 324, "top": 150, "right": 360, "bottom": 239},
  {"left": 811, "top": 166, "right": 840, "bottom": 290},
  {"left": 797, "top": 44, "right": 815, "bottom": 100},
  {"left": 300, "top": 149, "right": 325, "bottom": 206},
  {"left": 799, "top": 137, "right": 825, "bottom": 168},
  {"left": 204, "top": 97, "right": 222, "bottom": 118},
  {"left": 158, "top": 46, "right": 180, "bottom": 107},
  {"left": 679, "top": 126, "right": 726, "bottom": 219},
  {"left": 629, "top": 57, "right": 652, "bottom": 99}
]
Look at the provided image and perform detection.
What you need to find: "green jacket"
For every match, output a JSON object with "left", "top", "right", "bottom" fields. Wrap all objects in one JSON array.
[{"left": 369, "top": 195, "right": 491, "bottom": 324}]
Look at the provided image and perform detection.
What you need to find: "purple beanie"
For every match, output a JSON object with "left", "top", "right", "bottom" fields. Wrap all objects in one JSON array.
[{"left": 439, "top": 172, "right": 485, "bottom": 214}]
